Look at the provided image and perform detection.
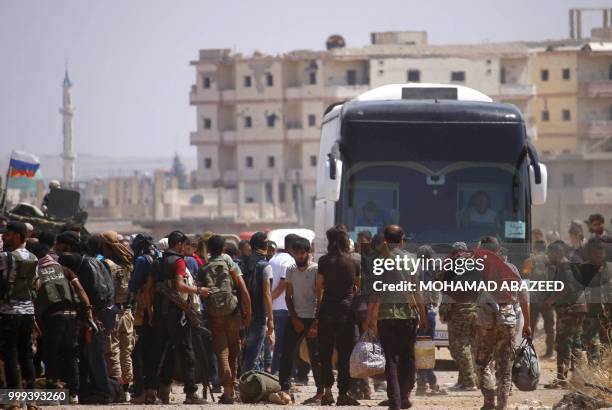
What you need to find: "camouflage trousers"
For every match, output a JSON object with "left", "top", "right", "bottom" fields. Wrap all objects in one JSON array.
[
  {"left": 106, "top": 308, "right": 135, "bottom": 384},
  {"left": 555, "top": 311, "right": 584, "bottom": 379},
  {"left": 447, "top": 304, "right": 478, "bottom": 388},
  {"left": 475, "top": 323, "right": 516, "bottom": 409}
]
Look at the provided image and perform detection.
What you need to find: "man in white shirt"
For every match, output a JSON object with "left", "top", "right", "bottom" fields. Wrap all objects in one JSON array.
[{"left": 268, "top": 234, "right": 299, "bottom": 374}]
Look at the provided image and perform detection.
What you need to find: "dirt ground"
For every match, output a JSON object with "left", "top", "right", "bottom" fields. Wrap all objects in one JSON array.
[{"left": 64, "top": 335, "right": 568, "bottom": 410}]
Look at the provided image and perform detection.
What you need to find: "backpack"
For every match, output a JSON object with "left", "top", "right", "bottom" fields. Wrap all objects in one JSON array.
[
  {"left": 35, "top": 263, "right": 78, "bottom": 316},
  {"left": 240, "top": 255, "right": 267, "bottom": 318},
  {"left": 1, "top": 250, "right": 38, "bottom": 302},
  {"left": 78, "top": 256, "right": 115, "bottom": 310},
  {"left": 512, "top": 338, "right": 540, "bottom": 391},
  {"left": 103, "top": 259, "right": 131, "bottom": 304},
  {"left": 198, "top": 258, "right": 238, "bottom": 317},
  {"left": 238, "top": 370, "right": 281, "bottom": 403}
]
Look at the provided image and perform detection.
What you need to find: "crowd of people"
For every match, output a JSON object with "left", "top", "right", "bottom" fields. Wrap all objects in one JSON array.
[{"left": 0, "top": 213, "right": 610, "bottom": 410}]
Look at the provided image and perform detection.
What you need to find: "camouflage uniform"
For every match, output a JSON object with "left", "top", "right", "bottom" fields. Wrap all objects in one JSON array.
[
  {"left": 547, "top": 259, "right": 587, "bottom": 381},
  {"left": 581, "top": 261, "right": 612, "bottom": 363},
  {"left": 447, "top": 303, "right": 478, "bottom": 388},
  {"left": 474, "top": 254, "right": 522, "bottom": 410},
  {"left": 525, "top": 253, "right": 555, "bottom": 356},
  {"left": 475, "top": 316, "right": 516, "bottom": 410}
]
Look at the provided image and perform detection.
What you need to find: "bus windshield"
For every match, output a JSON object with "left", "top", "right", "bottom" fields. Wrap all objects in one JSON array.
[{"left": 338, "top": 122, "right": 529, "bottom": 248}]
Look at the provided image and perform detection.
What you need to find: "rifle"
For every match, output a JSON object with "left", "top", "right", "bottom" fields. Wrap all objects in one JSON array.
[{"left": 156, "top": 281, "right": 212, "bottom": 339}]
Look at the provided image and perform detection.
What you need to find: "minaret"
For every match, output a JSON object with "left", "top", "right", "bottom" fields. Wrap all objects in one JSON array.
[{"left": 60, "top": 69, "right": 76, "bottom": 185}]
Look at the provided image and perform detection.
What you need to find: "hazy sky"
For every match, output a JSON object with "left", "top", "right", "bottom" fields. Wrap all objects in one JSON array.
[{"left": 1, "top": 0, "right": 610, "bottom": 159}]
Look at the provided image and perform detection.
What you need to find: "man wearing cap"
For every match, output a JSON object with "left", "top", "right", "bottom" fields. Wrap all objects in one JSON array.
[
  {"left": 0, "top": 221, "right": 39, "bottom": 395},
  {"left": 41, "top": 180, "right": 61, "bottom": 213},
  {"left": 239, "top": 231, "right": 274, "bottom": 373}
]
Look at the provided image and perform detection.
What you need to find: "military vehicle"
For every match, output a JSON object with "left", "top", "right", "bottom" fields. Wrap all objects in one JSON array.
[{"left": 1, "top": 188, "right": 88, "bottom": 234}]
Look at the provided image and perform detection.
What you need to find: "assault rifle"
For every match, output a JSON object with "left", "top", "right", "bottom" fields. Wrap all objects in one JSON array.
[{"left": 155, "top": 281, "right": 212, "bottom": 339}]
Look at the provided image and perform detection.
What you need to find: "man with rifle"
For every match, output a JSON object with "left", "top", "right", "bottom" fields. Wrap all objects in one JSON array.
[{"left": 150, "top": 230, "right": 209, "bottom": 405}]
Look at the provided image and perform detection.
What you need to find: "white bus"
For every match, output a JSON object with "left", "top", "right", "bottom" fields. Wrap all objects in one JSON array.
[{"left": 313, "top": 83, "right": 547, "bottom": 347}]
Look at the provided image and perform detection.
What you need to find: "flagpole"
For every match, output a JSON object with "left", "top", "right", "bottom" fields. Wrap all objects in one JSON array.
[{"left": 1, "top": 165, "right": 10, "bottom": 215}]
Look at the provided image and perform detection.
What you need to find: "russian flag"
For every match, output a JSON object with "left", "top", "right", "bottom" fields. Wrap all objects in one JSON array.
[{"left": 8, "top": 150, "right": 40, "bottom": 179}]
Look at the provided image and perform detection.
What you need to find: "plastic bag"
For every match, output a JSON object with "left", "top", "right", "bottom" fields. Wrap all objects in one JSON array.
[
  {"left": 512, "top": 337, "right": 540, "bottom": 391},
  {"left": 349, "top": 330, "right": 386, "bottom": 378},
  {"left": 415, "top": 336, "right": 436, "bottom": 369}
]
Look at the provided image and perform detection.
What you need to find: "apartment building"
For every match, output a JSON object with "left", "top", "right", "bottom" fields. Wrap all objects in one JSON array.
[
  {"left": 190, "top": 28, "right": 611, "bottom": 230},
  {"left": 190, "top": 45, "right": 372, "bottom": 226},
  {"left": 189, "top": 33, "right": 536, "bottom": 227}
]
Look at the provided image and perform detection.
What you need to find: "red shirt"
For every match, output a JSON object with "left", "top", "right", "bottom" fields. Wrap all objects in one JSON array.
[
  {"left": 192, "top": 253, "right": 204, "bottom": 267},
  {"left": 174, "top": 258, "right": 187, "bottom": 277}
]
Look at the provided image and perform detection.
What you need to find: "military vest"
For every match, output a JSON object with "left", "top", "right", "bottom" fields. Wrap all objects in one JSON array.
[
  {"left": 36, "top": 263, "right": 78, "bottom": 315},
  {"left": 4, "top": 250, "right": 38, "bottom": 302},
  {"left": 103, "top": 259, "right": 131, "bottom": 304}
]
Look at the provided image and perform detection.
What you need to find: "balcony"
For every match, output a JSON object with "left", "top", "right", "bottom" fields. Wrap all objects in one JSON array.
[
  {"left": 189, "top": 85, "right": 220, "bottom": 104},
  {"left": 287, "top": 127, "right": 319, "bottom": 142},
  {"left": 579, "top": 81, "right": 612, "bottom": 98},
  {"left": 221, "top": 170, "right": 238, "bottom": 184},
  {"left": 580, "top": 121, "right": 612, "bottom": 138},
  {"left": 285, "top": 86, "right": 325, "bottom": 100},
  {"left": 221, "top": 130, "right": 237, "bottom": 144},
  {"left": 498, "top": 83, "right": 536, "bottom": 99},
  {"left": 190, "top": 131, "right": 220, "bottom": 145},
  {"left": 326, "top": 85, "right": 370, "bottom": 100},
  {"left": 220, "top": 89, "right": 237, "bottom": 102}
]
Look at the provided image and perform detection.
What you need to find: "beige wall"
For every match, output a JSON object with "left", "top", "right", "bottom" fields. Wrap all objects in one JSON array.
[
  {"left": 370, "top": 56, "right": 502, "bottom": 97},
  {"left": 234, "top": 60, "right": 284, "bottom": 100},
  {"left": 530, "top": 52, "right": 577, "bottom": 94}
]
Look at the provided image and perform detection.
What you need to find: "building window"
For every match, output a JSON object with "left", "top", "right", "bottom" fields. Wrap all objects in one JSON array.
[
  {"left": 203, "top": 118, "right": 212, "bottom": 129},
  {"left": 541, "top": 110, "right": 550, "bottom": 121},
  {"left": 540, "top": 69, "right": 549, "bottom": 81},
  {"left": 609, "top": 65, "right": 612, "bottom": 80},
  {"left": 562, "top": 109, "right": 571, "bottom": 121},
  {"left": 279, "top": 182, "right": 286, "bottom": 203},
  {"left": 244, "top": 76, "right": 252, "bottom": 87},
  {"left": 267, "top": 114, "right": 276, "bottom": 128},
  {"left": 346, "top": 69, "right": 357, "bottom": 85},
  {"left": 244, "top": 116, "right": 252, "bottom": 128},
  {"left": 266, "top": 73, "right": 274, "bottom": 87},
  {"left": 450, "top": 71, "right": 466, "bottom": 82},
  {"left": 245, "top": 156, "right": 253, "bottom": 168},
  {"left": 204, "top": 158, "right": 212, "bottom": 169},
  {"left": 563, "top": 174, "right": 574, "bottom": 186},
  {"left": 311, "top": 195, "right": 316, "bottom": 208},
  {"left": 310, "top": 155, "right": 317, "bottom": 167},
  {"left": 308, "top": 114, "right": 316, "bottom": 127},
  {"left": 268, "top": 156, "right": 275, "bottom": 168},
  {"left": 202, "top": 76, "right": 211, "bottom": 89},
  {"left": 308, "top": 71, "right": 317, "bottom": 85},
  {"left": 500, "top": 67, "right": 506, "bottom": 84},
  {"left": 562, "top": 68, "right": 571, "bottom": 80},
  {"left": 407, "top": 69, "right": 420, "bottom": 82},
  {"left": 265, "top": 182, "right": 273, "bottom": 202}
]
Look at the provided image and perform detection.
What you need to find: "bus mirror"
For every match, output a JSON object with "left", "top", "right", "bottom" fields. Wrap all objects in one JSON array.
[
  {"left": 324, "top": 154, "right": 342, "bottom": 201},
  {"left": 328, "top": 153, "right": 337, "bottom": 180},
  {"left": 529, "top": 163, "right": 547, "bottom": 205}
]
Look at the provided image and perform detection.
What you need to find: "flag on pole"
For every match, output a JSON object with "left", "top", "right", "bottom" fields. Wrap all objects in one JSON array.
[{"left": 8, "top": 150, "right": 40, "bottom": 179}]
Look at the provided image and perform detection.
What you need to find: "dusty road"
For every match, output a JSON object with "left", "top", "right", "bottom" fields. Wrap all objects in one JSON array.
[{"left": 65, "top": 343, "right": 568, "bottom": 410}]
